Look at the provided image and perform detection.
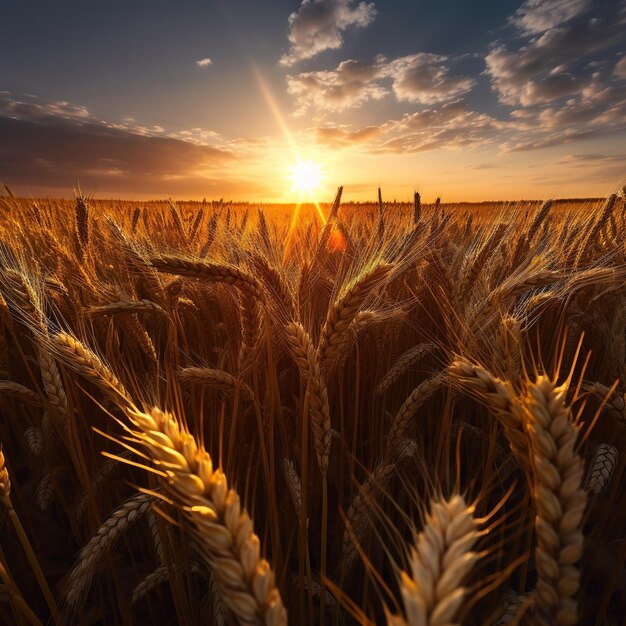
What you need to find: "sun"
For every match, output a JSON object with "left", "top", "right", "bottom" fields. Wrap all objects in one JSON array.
[{"left": 289, "top": 159, "right": 323, "bottom": 196}]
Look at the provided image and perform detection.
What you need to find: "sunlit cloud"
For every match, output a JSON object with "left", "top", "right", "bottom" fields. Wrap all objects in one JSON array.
[
  {"left": 196, "top": 57, "right": 213, "bottom": 67},
  {"left": 286, "top": 53, "right": 475, "bottom": 115},
  {"left": 312, "top": 100, "right": 506, "bottom": 153},
  {"left": 511, "top": 0, "right": 592, "bottom": 34},
  {"left": 280, "top": 0, "right": 377, "bottom": 66}
]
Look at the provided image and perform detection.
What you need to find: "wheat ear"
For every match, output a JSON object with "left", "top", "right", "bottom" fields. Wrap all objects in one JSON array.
[
  {"left": 584, "top": 443, "right": 618, "bottom": 497},
  {"left": 375, "top": 343, "right": 436, "bottom": 396},
  {"left": 125, "top": 407, "right": 287, "bottom": 625},
  {"left": 150, "top": 255, "right": 264, "bottom": 299},
  {"left": 317, "top": 262, "right": 393, "bottom": 368},
  {"left": 178, "top": 367, "right": 255, "bottom": 403},
  {"left": 285, "top": 321, "right": 331, "bottom": 477},
  {"left": 525, "top": 376, "right": 586, "bottom": 626},
  {"left": 84, "top": 299, "right": 167, "bottom": 318},
  {"left": 51, "top": 332, "right": 132, "bottom": 405},
  {"left": 448, "top": 359, "right": 529, "bottom": 469},
  {"left": 390, "top": 494, "right": 481, "bottom": 626},
  {"left": 0, "top": 380, "right": 42, "bottom": 406},
  {"left": 387, "top": 374, "right": 446, "bottom": 454},
  {"left": 64, "top": 492, "right": 154, "bottom": 609}
]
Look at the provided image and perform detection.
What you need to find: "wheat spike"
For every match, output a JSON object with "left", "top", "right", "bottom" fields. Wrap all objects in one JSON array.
[
  {"left": 387, "top": 374, "right": 446, "bottom": 453},
  {"left": 124, "top": 407, "right": 287, "bottom": 625},
  {"left": 178, "top": 367, "right": 255, "bottom": 403},
  {"left": 0, "top": 381, "right": 42, "bottom": 406},
  {"left": 525, "top": 376, "right": 586, "bottom": 626},
  {"left": 375, "top": 343, "right": 436, "bottom": 396},
  {"left": 448, "top": 359, "right": 530, "bottom": 469},
  {"left": 0, "top": 444, "right": 10, "bottom": 499},
  {"left": 51, "top": 332, "right": 132, "bottom": 405},
  {"left": 390, "top": 494, "right": 481, "bottom": 626},
  {"left": 584, "top": 443, "right": 618, "bottom": 497},
  {"left": 317, "top": 262, "right": 393, "bottom": 368},
  {"left": 64, "top": 492, "right": 154, "bottom": 609},
  {"left": 150, "top": 255, "right": 264, "bottom": 300},
  {"left": 285, "top": 321, "right": 332, "bottom": 477},
  {"left": 84, "top": 299, "right": 168, "bottom": 318}
]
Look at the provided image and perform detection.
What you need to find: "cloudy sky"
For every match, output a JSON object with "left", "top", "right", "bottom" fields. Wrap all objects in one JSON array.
[{"left": 1, "top": 0, "right": 625, "bottom": 201}]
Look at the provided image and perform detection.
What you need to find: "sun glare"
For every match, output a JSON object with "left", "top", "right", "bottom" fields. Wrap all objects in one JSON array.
[{"left": 289, "top": 160, "right": 323, "bottom": 196}]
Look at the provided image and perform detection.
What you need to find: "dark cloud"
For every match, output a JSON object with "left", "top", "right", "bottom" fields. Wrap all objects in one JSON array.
[
  {"left": 0, "top": 93, "right": 271, "bottom": 197},
  {"left": 280, "top": 0, "right": 377, "bottom": 66}
]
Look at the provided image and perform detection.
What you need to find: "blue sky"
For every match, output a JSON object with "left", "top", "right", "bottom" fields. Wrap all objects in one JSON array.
[{"left": 1, "top": 0, "right": 625, "bottom": 200}]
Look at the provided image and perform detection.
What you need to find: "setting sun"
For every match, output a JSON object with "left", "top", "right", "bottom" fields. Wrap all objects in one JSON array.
[{"left": 289, "top": 159, "right": 323, "bottom": 196}]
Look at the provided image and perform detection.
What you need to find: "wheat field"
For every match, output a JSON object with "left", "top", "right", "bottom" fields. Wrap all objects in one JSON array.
[{"left": 0, "top": 189, "right": 624, "bottom": 625}]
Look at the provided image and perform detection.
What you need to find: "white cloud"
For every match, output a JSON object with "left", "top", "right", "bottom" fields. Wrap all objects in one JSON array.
[
  {"left": 287, "top": 53, "right": 476, "bottom": 114},
  {"left": 196, "top": 57, "right": 213, "bottom": 68},
  {"left": 287, "top": 56, "right": 388, "bottom": 115},
  {"left": 280, "top": 0, "right": 377, "bottom": 66}
]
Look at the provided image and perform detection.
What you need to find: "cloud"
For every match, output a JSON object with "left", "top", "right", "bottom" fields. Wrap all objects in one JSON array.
[
  {"left": 486, "top": 1, "right": 626, "bottom": 106},
  {"left": 511, "top": 0, "right": 592, "bottom": 34},
  {"left": 280, "top": 0, "right": 377, "bottom": 66},
  {"left": 287, "top": 53, "right": 475, "bottom": 114},
  {"left": 388, "top": 53, "right": 476, "bottom": 104},
  {"left": 0, "top": 93, "right": 272, "bottom": 197},
  {"left": 501, "top": 75, "right": 626, "bottom": 150},
  {"left": 314, "top": 124, "right": 382, "bottom": 147},
  {"left": 313, "top": 99, "right": 505, "bottom": 153},
  {"left": 615, "top": 56, "right": 626, "bottom": 78},
  {"left": 555, "top": 152, "right": 626, "bottom": 165},
  {"left": 286, "top": 56, "right": 387, "bottom": 115},
  {"left": 196, "top": 57, "right": 213, "bottom": 67}
]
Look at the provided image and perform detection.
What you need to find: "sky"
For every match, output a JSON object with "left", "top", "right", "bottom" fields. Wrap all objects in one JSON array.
[{"left": 0, "top": 0, "right": 625, "bottom": 202}]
